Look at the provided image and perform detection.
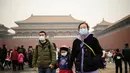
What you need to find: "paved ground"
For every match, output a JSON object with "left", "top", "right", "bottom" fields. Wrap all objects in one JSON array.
[{"left": 0, "top": 63, "right": 128, "bottom": 73}]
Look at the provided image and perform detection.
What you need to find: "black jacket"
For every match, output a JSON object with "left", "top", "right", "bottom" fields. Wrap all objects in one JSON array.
[
  {"left": 113, "top": 53, "right": 123, "bottom": 64},
  {"left": 70, "top": 34, "right": 103, "bottom": 72},
  {"left": 122, "top": 47, "right": 130, "bottom": 60}
]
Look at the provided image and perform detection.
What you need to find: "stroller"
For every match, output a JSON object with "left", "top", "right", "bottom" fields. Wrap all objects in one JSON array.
[
  {"left": 3, "top": 60, "right": 11, "bottom": 69},
  {"left": 0, "top": 59, "right": 4, "bottom": 70},
  {"left": 3, "top": 52, "right": 11, "bottom": 69}
]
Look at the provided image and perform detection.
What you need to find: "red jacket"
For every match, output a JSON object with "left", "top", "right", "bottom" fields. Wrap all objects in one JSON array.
[
  {"left": 18, "top": 53, "right": 24, "bottom": 63},
  {"left": 11, "top": 50, "right": 18, "bottom": 60}
]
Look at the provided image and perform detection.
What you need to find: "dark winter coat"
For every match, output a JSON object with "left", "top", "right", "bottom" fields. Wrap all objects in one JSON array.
[
  {"left": 32, "top": 39, "right": 56, "bottom": 68},
  {"left": 0, "top": 46, "right": 7, "bottom": 63},
  {"left": 122, "top": 47, "right": 130, "bottom": 61},
  {"left": 70, "top": 34, "right": 103, "bottom": 72}
]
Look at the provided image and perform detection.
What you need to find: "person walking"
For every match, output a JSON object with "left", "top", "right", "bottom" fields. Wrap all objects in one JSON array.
[
  {"left": 4, "top": 51, "right": 11, "bottom": 69},
  {"left": 114, "top": 49, "right": 123, "bottom": 73},
  {"left": 0, "top": 44, "right": 7, "bottom": 70},
  {"left": 18, "top": 51, "right": 24, "bottom": 70},
  {"left": 27, "top": 46, "right": 33, "bottom": 68},
  {"left": 11, "top": 48, "right": 18, "bottom": 71},
  {"left": 32, "top": 31, "right": 56, "bottom": 73},
  {"left": 107, "top": 50, "right": 113, "bottom": 63},
  {"left": 57, "top": 45, "right": 73, "bottom": 73},
  {"left": 70, "top": 22, "right": 103, "bottom": 73},
  {"left": 122, "top": 43, "right": 130, "bottom": 73}
]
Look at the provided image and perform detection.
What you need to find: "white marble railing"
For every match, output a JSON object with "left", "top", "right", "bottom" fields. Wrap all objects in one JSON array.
[
  {"left": 12, "top": 35, "right": 77, "bottom": 39},
  {"left": 12, "top": 36, "right": 39, "bottom": 39}
]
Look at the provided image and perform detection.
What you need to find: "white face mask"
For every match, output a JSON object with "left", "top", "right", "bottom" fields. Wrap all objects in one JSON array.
[
  {"left": 39, "top": 36, "right": 45, "bottom": 41},
  {"left": 61, "top": 52, "right": 67, "bottom": 56},
  {"left": 79, "top": 28, "right": 89, "bottom": 35}
]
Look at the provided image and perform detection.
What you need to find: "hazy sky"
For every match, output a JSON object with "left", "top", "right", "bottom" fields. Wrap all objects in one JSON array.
[{"left": 0, "top": 0, "right": 130, "bottom": 32}]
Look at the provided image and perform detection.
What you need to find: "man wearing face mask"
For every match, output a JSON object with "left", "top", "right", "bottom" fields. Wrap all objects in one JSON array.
[{"left": 32, "top": 31, "right": 56, "bottom": 73}]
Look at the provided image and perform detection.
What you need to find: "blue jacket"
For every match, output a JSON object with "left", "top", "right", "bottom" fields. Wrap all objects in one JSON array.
[{"left": 59, "top": 55, "right": 69, "bottom": 69}]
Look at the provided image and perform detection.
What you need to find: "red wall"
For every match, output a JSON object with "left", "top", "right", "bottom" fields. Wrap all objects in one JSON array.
[
  {"left": 4, "top": 39, "right": 73, "bottom": 50},
  {"left": 3, "top": 26, "right": 130, "bottom": 50},
  {"left": 52, "top": 39, "right": 73, "bottom": 48},
  {"left": 98, "top": 27, "right": 130, "bottom": 49},
  {"left": 4, "top": 39, "right": 38, "bottom": 49}
]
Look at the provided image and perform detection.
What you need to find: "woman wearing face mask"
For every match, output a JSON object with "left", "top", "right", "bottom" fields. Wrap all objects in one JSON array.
[
  {"left": 70, "top": 22, "right": 103, "bottom": 73},
  {"left": 57, "top": 45, "right": 73, "bottom": 73}
]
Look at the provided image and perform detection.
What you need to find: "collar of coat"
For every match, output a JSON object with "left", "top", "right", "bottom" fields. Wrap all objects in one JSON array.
[{"left": 38, "top": 39, "right": 50, "bottom": 47}]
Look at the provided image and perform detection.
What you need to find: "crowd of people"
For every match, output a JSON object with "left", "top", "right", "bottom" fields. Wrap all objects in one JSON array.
[
  {"left": 0, "top": 22, "right": 130, "bottom": 73},
  {"left": 100, "top": 44, "right": 130, "bottom": 73},
  {"left": 0, "top": 45, "right": 34, "bottom": 71}
]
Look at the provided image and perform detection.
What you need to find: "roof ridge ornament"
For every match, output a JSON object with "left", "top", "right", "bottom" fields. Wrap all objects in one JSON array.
[
  {"left": 102, "top": 18, "right": 104, "bottom": 21},
  {"left": 31, "top": 14, "right": 33, "bottom": 16}
]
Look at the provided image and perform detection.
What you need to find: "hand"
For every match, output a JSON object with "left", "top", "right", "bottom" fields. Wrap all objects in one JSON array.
[
  {"left": 33, "top": 67, "right": 37, "bottom": 71},
  {"left": 49, "top": 64, "right": 54, "bottom": 68}
]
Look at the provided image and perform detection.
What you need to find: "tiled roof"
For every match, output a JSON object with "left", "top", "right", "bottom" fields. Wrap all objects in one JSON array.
[
  {"left": 96, "top": 14, "right": 130, "bottom": 36},
  {"left": 107, "top": 14, "right": 130, "bottom": 28},
  {"left": 97, "top": 18, "right": 113, "bottom": 25},
  {"left": 0, "top": 24, "right": 9, "bottom": 35},
  {"left": 93, "top": 19, "right": 113, "bottom": 29},
  {"left": 15, "top": 15, "right": 84, "bottom": 24}
]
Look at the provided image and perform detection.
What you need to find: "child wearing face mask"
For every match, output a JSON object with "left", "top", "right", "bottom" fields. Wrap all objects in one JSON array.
[{"left": 57, "top": 45, "right": 73, "bottom": 73}]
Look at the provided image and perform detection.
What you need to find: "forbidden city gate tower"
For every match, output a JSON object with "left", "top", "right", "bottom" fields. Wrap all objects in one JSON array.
[{"left": 9, "top": 15, "right": 84, "bottom": 48}]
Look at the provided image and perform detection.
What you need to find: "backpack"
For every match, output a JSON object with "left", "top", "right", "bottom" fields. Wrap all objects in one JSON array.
[
  {"left": 35, "top": 40, "right": 52, "bottom": 60},
  {"left": 18, "top": 53, "right": 24, "bottom": 63}
]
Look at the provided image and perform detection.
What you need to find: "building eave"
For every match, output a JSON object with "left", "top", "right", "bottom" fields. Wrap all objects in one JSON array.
[
  {"left": 96, "top": 15, "right": 130, "bottom": 37},
  {"left": 15, "top": 21, "right": 84, "bottom": 25},
  {"left": 15, "top": 14, "right": 84, "bottom": 25}
]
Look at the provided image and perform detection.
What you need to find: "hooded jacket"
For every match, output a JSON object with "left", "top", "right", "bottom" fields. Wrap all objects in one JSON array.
[
  {"left": 32, "top": 39, "right": 56, "bottom": 68},
  {"left": 11, "top": 49, "right": 18, "bottom": 60}
]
